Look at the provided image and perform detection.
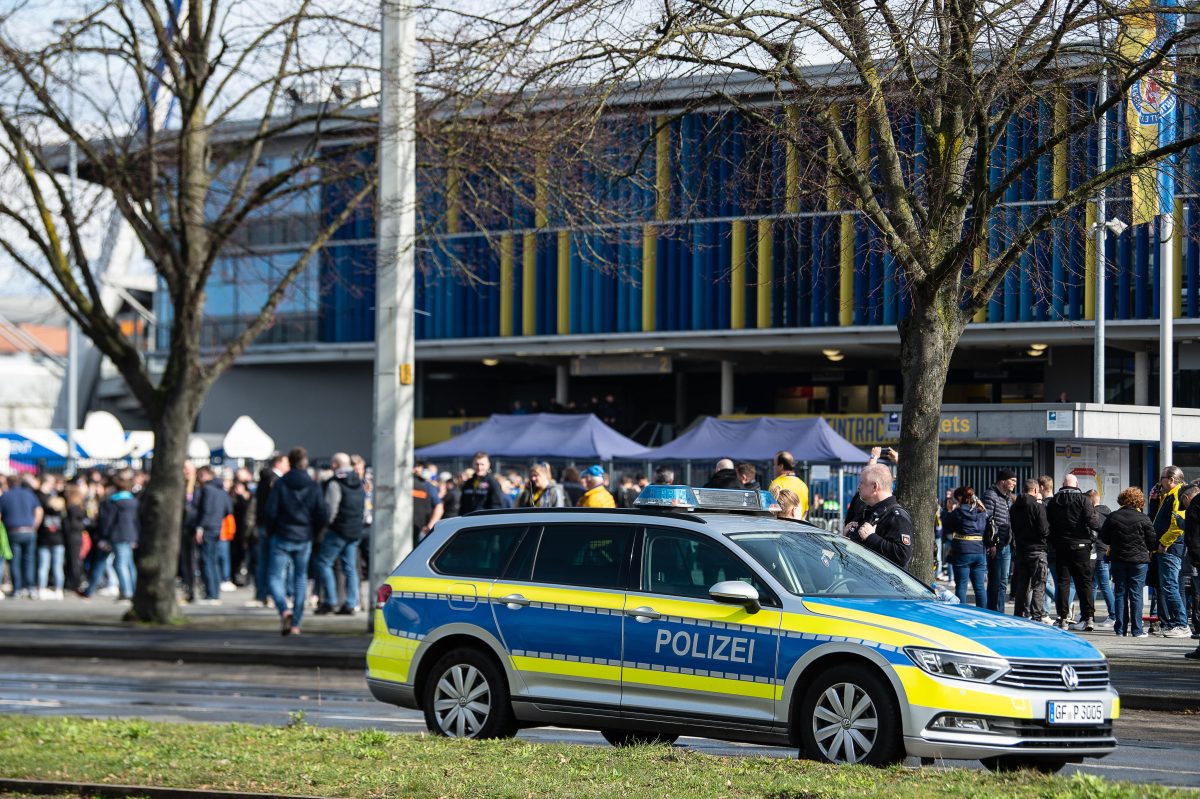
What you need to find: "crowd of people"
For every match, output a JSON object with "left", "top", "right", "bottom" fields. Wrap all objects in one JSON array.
[
  {"left": 0, "top": 470, "right": 145, "bottom": 601},
  {"left": 938, "top": 465, "right": 1200, "bottom": 655},
  {"left": 3, "top": 446, "right": 1197, "bottom": 658}
]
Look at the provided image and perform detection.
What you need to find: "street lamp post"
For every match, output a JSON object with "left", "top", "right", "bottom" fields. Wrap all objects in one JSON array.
[
  {"left": 57, "top": 20, "right": 79, "bottom": 474},
  {"left": 370, "top": 0, "right": 417, "bottom": 630}
]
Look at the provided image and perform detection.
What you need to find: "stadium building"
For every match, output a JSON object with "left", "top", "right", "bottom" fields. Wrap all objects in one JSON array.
[{"left": 81, "top": 70, "right": 1200, "bottom": 480}]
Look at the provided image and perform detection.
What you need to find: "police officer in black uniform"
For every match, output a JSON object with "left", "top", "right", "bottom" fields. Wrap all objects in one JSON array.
[{"left": 845, "top": 462, "right": 914, "bottom": 569}]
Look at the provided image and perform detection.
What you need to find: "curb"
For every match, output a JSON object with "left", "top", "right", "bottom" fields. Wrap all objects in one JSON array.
[
  {"left": 0, "top": 777, "right": 341, "bottom": 799},
  {"left": 1112, "top": 689, "right": 1200, "bottom": 712},
  {"left": 0, "top": 642, "right": 365, "bottom": 670}
]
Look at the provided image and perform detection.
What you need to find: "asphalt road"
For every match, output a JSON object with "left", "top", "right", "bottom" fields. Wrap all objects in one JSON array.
[{"left": 2, "top": 656, "right": 1198, "bottom": 788}]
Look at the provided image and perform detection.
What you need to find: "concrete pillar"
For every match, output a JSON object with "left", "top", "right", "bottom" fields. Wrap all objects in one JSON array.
[
  {"left": 674, "top": 372, "right": 686, "bottom": 428},
  {"left": 555, "top": 364, "right": 569, "bottom": 406},
  {"left": 867, "top": 369, "right": 880, "bottom": 412},
  {"left": 720, "top": 361, "right": 734, "bottom": 416},
  {"left": 1134, "top": 351, "right": 1150, "bottom": 406}
]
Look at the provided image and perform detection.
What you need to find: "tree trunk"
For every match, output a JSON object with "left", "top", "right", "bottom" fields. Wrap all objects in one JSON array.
[
  {"left": 128, "top": 395, "right": 199, "bottom": 623},
  {"left": 895, "top": 285, "right": 966, "bottom": 584}
]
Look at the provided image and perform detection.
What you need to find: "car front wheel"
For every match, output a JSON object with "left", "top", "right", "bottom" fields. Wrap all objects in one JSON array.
[
  {"left": 421, "top": 647, "right": 516, "bottom": 739},
  {"left": 797, "top": 664, "right": 901, "bottom": 766}
]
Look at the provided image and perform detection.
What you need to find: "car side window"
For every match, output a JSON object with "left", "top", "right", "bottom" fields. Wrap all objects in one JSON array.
[
  {"left": 531, "top": 524, "right": 633, "bottom": 589},
  {"left": 643, "top": 527, "right": 770, "bottom": 601},
  {"left": 432, "top": 525, "right": 526, "bottom": 578}
]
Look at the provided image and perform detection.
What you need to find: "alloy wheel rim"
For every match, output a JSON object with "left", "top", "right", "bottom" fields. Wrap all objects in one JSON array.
[
  {"left": 432, "top": 664, "right": 491, "bottom": 738},
  {"left": 812, "top": 682, "right": 878, "bottom": 763}
]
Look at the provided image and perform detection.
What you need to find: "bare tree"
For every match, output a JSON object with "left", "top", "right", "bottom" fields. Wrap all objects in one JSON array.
[
  {"left": 0, "top": 0, "right": 380, "bottom": 622},
  {"left": 442, "top": 0, "right": 1200, "bottom": 581}
]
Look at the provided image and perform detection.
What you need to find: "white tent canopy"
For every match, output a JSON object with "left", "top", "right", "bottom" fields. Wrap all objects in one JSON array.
[{"left": 221, "top": 415, "right": 275, "bottom": 460}]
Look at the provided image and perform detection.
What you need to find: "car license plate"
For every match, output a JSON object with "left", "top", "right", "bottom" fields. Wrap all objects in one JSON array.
[{"left": 1047, "top": 701, "right": 1104, "bottom": 725}]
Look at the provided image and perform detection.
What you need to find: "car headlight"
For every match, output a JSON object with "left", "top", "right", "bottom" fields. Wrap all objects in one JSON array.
[{"left": 904, "top": 647, "right": 1009, "bottom": 684}]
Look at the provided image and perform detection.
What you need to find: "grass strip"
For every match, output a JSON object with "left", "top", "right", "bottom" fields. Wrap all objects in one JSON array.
[{"left": 0, "top": 715, "right": 1184, "bottom": 799}]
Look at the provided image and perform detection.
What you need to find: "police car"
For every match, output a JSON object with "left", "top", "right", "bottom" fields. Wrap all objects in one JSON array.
[{"left": 366, "top": 486, "right": 1117, "bottom": 771}]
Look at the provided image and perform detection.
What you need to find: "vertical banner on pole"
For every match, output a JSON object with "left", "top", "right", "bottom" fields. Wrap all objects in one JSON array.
[{"left": 1120, "top": 0, "right": 1179, "bottom": 467}]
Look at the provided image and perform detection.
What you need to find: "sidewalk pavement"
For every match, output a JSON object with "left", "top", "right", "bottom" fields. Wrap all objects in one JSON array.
[{"left": 0, "top": 585, "right": 1196, "bottom": 710}]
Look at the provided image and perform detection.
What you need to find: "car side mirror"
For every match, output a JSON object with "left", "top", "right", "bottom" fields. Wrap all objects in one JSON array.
[{"left": 709, "top": 580, "right": 760, "bottom": 613}]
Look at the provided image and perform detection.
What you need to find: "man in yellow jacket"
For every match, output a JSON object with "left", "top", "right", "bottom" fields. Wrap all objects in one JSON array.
[
  {"left": 1153, "top": 465, "right": 1190, "bottom": 637},
  {"left": 768, "top": 450, "right": 810, "bottom": 519},
  {"left": 578, "top": 465, "right": 617, "bottom": 508}
]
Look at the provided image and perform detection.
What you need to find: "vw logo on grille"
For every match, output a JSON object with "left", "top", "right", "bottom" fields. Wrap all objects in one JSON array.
[{"left": 1061, "top": 664, "right": 1080, "bottom": 691}]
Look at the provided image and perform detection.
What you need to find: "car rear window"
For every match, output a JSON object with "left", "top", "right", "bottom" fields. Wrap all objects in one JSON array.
[{"left": 432, "top": 525, "right": 526, "bottom": 578}]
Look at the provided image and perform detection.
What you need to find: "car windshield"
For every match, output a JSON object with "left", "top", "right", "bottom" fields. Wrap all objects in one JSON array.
[{"left": 729, "top": 528, "right": 933, "bottom": 599}]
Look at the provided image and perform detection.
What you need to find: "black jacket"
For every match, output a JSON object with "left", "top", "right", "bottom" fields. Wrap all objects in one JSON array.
[
  {"left": 981, "top": 486, "right": 1014, "bottom": 547},
  {"left": 1046, "top": 487, "right": 1099, "bottom": 548},
  {"left": 459, "top": 473, "right": 507, "bottom": 514},
  {"left": 263, "top": 469, "right": 328, "bottom": 543},
  {"left": 325, "top": 471, "right": 366, "bottom": 540},
  {"left": 195, "top": 482, "right": 234, "bottom": 537},
  {"left": 703, "top": 469, "right": 742, "bottom": 489},
  {"left": 1099, "top": 506, "right": 1157, "bottom": 565},
  {"left": 1187, "top": 500, "right": 1200, "bottom": 566},
  {"left": 1010, "top": 494, "right": 1050, "bottom": 554},
  {"left": 98, "top": 491, "right": 139, "bottom": 545},
  {"left": 858, "top": 495, "right": 914, "bottom": 569},
  {"left": 255, "top": 468, "right": 281, "bottom": 525}
]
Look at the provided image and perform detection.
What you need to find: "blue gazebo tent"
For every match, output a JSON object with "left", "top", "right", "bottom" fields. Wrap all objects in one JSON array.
[
  {"left": 642, "top": 416, "right": 869, "bottom": 463},
  {"left": 415, "top": 413, "right": 650, "bottom": 461}
]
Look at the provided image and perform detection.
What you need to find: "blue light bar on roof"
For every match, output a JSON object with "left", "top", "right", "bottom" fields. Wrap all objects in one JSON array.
[{"left": 633, "top": 485, "right": 778, "bottom": 513}]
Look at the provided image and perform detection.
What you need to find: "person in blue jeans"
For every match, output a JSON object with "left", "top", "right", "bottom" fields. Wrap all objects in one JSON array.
[
  {"left": 982, "top": 471, "right": 1017, "bottom": 612},
  {"left": 99, "top": 473, "right": 140, "bottom": 598},
  {"left": 1099, "top": 486, "right": 1158, "bottom": 637},
  {"left": 944, "top": 486, "right": 990, "bottom": 608},
  {"left": 253, "top": 454, "right": 290, "bottom": 606},
  {"left": 0, "top": 476, "right": 44, "bottom": 598},
  {"left": 1085, "top": 489, "right": 1116, "bottom": 625},
  {"left": 314, "top": 453, "right": 367, "bottom": 616},
  {"left": 263, "top": 447, "right": 328, "bottom": 636},
  {"left": 1152, "top": 466, "right": 1192, "bottom": 637},
  {"left": 194, "top": 467, "right": 234, "bottom": 602}
]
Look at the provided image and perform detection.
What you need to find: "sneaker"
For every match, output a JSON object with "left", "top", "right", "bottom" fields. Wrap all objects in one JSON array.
[
  {"left": 1133, "top": 632, "right": 1150, "bottom": 638},
  {"left": 99, "top": 585, "right": 119, "bottom": 597},
  {"left": 1163, "top": 627, "right": 1190, "bottom": 638},
  {"left": 199, "top": 598, "right": 222, "bottom": 606},
  {"left": 1094, "top": 616, "right": 1116, "bottom": 629},
  {"left": 313, "top": 604, "right": 334, "bottom": 616},
  {"left": 280, "top": 611, "right": 293, "bottom": 636},
  {"left": 243, "top": 599, "right": 269, "bottom": 608},
  {"left": 1069, "top": 619, "right": 1095, "bottom": 632},
  {"left": 1055, "top": 619, "right": 1070, "bottom": 629},
  {"left": 335, "top": 605, "right": 356, "bottom": 616},
  {"left": 220, "top": 581, "right": 237, "bottom": 592},
  {"left": 1185, "top": 649, "right": 1200, "bottom": 660}
]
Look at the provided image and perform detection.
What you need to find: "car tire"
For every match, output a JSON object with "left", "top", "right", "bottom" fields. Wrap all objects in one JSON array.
[
  {"left": 797, "top": 664, "right": 902, "bottom": 766},
  {"left": 980, "top": 756, "right": 1071, "bottom": 774},
  {"left": 421, "top": 647, "right": 516, "bottom": 739},
  {"left": 600, "top": 729, "right": 679, "bottom": 747}
]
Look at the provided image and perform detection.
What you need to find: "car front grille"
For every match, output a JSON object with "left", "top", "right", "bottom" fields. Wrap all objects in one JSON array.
[
  {"left": 987, "top": 718, "right": 1115, "bottom": 748},
  {"left": 994, "top": 659, "right": 1109, "bottom": 691}
]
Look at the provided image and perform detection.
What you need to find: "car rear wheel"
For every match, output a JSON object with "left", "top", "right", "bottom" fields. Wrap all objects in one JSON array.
[
  {"left": 981, "top": 756, "right": 1072, "bottom": 774},
  {"left": 600, "top": 729, "right": 679, "bottom": 747},
  {"left": 797, "top": 664, "right": 901, "bottom": 766},
  {"left": 422, "top": 647, "right": 516, "bottom": 739}
]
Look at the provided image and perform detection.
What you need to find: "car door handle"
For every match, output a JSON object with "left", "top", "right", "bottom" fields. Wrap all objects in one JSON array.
[
  {"left": 498, "top": 593, "right": 530, "bottom": 610},
  {"left": 626, "top": 606, "right": 661, "bottom": 622}
]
